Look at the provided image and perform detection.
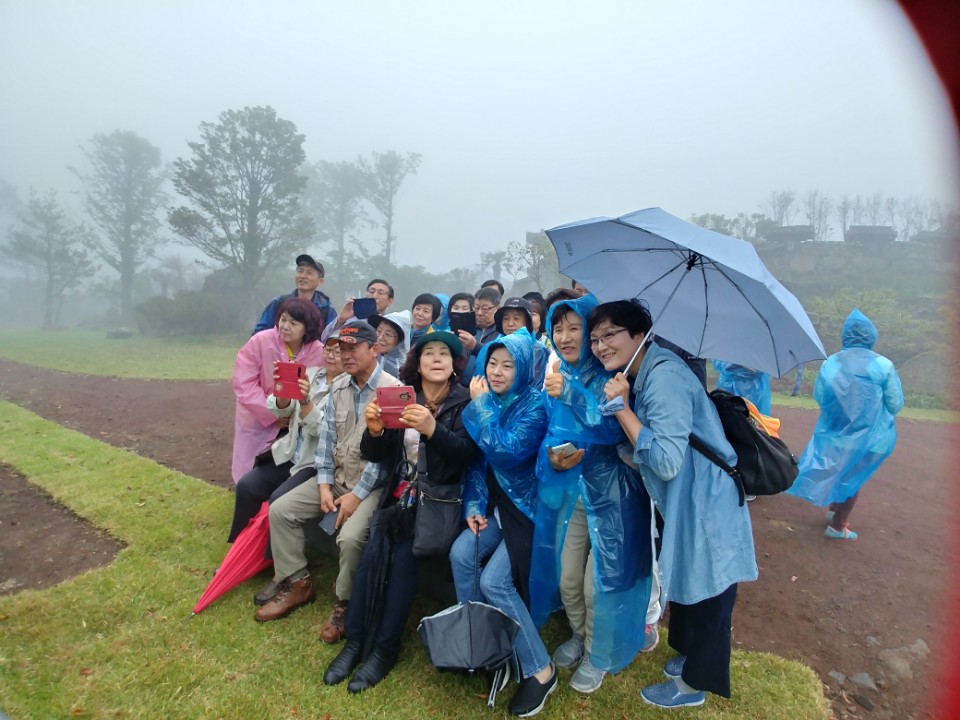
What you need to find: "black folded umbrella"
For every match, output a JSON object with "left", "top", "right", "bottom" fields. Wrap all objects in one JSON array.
[{"left": 417, "top": 532, "right": 519, "bottom": 707}]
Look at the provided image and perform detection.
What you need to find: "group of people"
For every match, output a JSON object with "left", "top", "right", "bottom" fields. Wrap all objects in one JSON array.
[{"left": 225, "top": 252, "right": 902, "bottom": 715}]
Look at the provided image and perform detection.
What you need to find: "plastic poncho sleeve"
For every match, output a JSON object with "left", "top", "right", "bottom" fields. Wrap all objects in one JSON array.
[
  {"left": 233, "top": 335, "right": 280, "bottom": 428},
  {"left": 462, "top": 392, "right": 546, "bottom": 469}
]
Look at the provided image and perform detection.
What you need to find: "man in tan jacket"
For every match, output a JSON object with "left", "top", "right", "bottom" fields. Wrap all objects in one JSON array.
[{"left": 255, "top": 321, "right": 401, "bottom": 643}]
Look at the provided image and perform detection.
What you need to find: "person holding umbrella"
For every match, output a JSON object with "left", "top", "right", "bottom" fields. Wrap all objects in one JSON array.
[
  {"left": 449, "top": 329, "right": 556, "bottom": 717},
  {"left": 787, "top": 309, "right": 903, "bottom": 541},
  {"left": 322, "top": 331, "right": 478, "bottom": 692},
  {"left": 529, "top": 294, "right": 654, "bottom": 694},
  {"left": 587, "top": 299, "right": 757, "bottom": 709}
]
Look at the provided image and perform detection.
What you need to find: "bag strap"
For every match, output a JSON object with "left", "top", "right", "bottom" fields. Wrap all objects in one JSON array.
[{"left": 688, "top": 433, "right": 745, "bottom": 506}]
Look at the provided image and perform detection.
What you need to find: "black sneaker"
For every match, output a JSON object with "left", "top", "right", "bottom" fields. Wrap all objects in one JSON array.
[{"left": 508, "top": 666, "right": 557, "bottom": 717}]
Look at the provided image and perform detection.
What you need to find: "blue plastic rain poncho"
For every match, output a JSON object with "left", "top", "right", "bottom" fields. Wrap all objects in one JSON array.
[
  {"left": 462, "top": 328, "right": 548, "bottom": 522},
  {"left": 434, "top": 292, "right": 451, "bottom": 331},
  {"left": 712, "top": 360, "right": 772, "bottom": 415},
  {"left": 528, "top": 295, "right": 653, "bottom": 673},
  {"left": 787, "top": 309, "right": 903, "bottom": 506}
]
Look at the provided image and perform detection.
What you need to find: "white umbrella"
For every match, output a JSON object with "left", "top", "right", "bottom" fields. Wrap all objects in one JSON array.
[{"left": 544, "top": 207, "right": 825, "bottom": 376}]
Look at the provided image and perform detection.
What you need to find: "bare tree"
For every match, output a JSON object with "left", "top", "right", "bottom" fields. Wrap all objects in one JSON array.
[
  {"left": 764, "top": 189, "right": 796, "bottom": 226},
  {"left": 359, "top": 150, "right": 421, "bottom": 265},
  {"left": 481, "top": 250, "right": 511, "bottom": 282},
  {"left": 865, "top": 193, "right": 884, "bottom": 225},
  {"left": 803, "top": 190, "right": 833, "bottom": 241},
  {"left": 835, "top": 195, "right": 853, "bottom": 237}
]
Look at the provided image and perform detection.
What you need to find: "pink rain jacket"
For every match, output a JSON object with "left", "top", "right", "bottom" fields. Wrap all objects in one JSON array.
[{"left": 231, "top": 328, "right": 325, "bottom": 483}]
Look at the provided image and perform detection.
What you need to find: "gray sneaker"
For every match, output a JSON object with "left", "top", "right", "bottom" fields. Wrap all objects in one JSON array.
[
  {"left": 552, "top": 634, "right": 585, "bottom": 669},
  {"left": 253, "top": 577, "right": 285, "bottom": 606},
  {"left": 570, "top": 656, "right": 606, "bottom": 694}
]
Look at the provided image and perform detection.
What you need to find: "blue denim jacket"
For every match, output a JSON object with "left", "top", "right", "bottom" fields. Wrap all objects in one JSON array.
[{"left": 631, "top": 342, "right": 758, "bottom": 605}]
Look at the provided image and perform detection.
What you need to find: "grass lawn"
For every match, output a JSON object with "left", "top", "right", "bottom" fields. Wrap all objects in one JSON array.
[
  {"left": 0, "top": 401, "right": 829, "bottom": 720},
  {"left": 0, "top": 329, "right": 242, "bottom": 380},
  {"left": 772, "top": 391, "right": 960, "bottom": 423}
]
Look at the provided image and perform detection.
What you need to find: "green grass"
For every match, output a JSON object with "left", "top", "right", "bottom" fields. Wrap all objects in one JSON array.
[
  {"left": 0, "top": 329, "right": 241, "bottom": 380},
  {"left": 772, "top": 391, "right": 960, "bottom": 423},
  {"left": 0, "top": 401, "right": 829, "bottom": 720}
]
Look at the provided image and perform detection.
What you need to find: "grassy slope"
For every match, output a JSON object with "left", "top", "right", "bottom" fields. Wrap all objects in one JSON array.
[{"left": 0, "top": 401, "right": 828, "bottom": 719}]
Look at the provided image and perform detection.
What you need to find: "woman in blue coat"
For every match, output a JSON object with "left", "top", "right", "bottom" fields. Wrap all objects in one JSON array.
[
  {"left": 588, "top": 300, "right": 758, "bottom": 709},
  {"left": 449, "top": 329, "right": 556, "bottom": 717},
  {"left": 528, "top": 294, "right": 653, "bottom": 694},
  {"left": 787, "top": 309, "right": 903, "bottom": 540},
  {"left": 712, "top": 360, "right": 772, "bottom": 415}
]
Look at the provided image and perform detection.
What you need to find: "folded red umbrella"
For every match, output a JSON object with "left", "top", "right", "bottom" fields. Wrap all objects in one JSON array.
[{"left": 192, "top": 502, "right": 273, "bottom": 615}]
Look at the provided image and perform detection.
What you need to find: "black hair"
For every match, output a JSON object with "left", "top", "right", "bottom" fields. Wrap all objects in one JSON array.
[
  {"left": 412, "top": 292, "right": 442, "bottom": 322},
  {"left": 367, "top": 278, "right": 395, "bottom": 298},
  {"left": 544, "top": 287, "right": 579, "bottom": 309},
  {"left": 585, "top": 299, "right": 653, "bottom": 339},
  {"left": 275, "top": 297, "right": 323, "bottom": 344},
  {"left": 447, "top": 292, "right": 475, "bottom": 311},
  {"left": 480, "top": 278, "right": 505, "bottom": 296},
  {"left": 522, "top": 292, "right": 547, "bottom": 337},
  {"left": 549, "top": 302, "right": 580, "bottom": 331},
  {"left": 474, "top": 286, "right": 501, "bottom": 307},
  {"left": 398, "top": 341, "right": 465, "bottom": 389}
]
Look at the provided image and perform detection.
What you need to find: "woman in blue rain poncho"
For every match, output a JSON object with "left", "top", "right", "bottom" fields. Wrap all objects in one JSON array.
[
  {"left": 787, "top": 309, "right": 903, "bottom": 541},
  {"left": 448, "top": 329, "right": 558, "bottom": 717},
  {"left": 528, "top": 295, "right": 653, "bottom": 694},
  {"left": 711, "top": 360, "right": 772, "bottom": 415}
]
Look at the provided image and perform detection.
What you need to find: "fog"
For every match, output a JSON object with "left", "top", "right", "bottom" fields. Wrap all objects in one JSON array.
[{"left": 0, "top": 0, "right": 957, "bottom": 272}]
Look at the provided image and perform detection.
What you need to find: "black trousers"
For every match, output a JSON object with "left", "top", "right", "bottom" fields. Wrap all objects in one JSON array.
[
  {"left": 228, "top": 461, "right": 315, "bottom": 542},
  {"left": 667, "top": 583, "right": 738, "bottom": 698}
]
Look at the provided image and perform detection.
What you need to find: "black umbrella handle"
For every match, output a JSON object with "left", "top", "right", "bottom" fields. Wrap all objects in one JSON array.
[{"left": 473, "top": 527, "right": 480, "bottom": 601}]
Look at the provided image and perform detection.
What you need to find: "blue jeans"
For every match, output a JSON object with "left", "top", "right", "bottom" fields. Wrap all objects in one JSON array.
[{"left": 450, "top": 524, "right": 550, "bottom": 679}]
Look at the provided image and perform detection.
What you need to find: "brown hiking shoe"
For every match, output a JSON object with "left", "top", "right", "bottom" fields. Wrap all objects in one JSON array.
[
  {"left": 254, "top": 576, "right": 315, "bottom": 622},
  {"left": 319, "top": 599, "right": 349, "bottom": 643}
]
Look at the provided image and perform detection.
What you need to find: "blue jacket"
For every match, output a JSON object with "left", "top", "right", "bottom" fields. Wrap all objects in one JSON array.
[
  {"left": 712, "top": 360, "right": 772, "bottom": 415},
  {"left": 528, "top": 295, "right": 652, "bottom": 672},
  {"left": 787, "top": 309, "right": 903, "bottom": 506},
  {"left": 631, "top": 342, "right": 758, "bottom": 605},
  {"left": 253, "top": 289, "right": 337, "bottom": 335},
  {"left": 462, "top": 329, "right": 547, "bottom": 521}
]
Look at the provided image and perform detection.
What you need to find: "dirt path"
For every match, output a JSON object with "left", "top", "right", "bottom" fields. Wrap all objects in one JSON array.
[{"left": 0, "top": 357, "right": 952, "bottom": 719}]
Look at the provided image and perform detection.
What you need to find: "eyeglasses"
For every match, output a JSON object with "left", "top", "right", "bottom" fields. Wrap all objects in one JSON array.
[
  {"left": 589, "top": 327, "right": 628, "bottom": 349},
  {"left": 323, "top": 345, "right": 341, "bottom": 355},
  {"left": 475, "top": 304, "right": 497, "bottom": 314},
  {"left": 367, "top": 287, "right": 391, "bottom": 297},
  {"left": 376, "top": 328, "right": 398, "bottom": 341}
]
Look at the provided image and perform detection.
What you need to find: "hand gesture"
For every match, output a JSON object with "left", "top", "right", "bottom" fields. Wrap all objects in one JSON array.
[
  {"left": 469, "top": 376, "right": 490, "bottom": 400},
  {"left": 458, "top": 330, "right": 477, "bottom": 354},
  {"left": 544, "top": 360, "right": 564, "bottom": 398},
  {"left": 318, "top": 484, "right": 336, "bottom": 514},
  {"left": 336, "top": 298, "right": 355, "bottom": 325},
  {"left": 603, "top": 372, "right": 631, "bottom": 405},
  {"left": 548, "top": 446, "right": 585, "bottom": 471},
  {"left": 334, "top": 491, "right": 361, "bottom": 529},
  {"left": 297, "top": 376, "right": 311, "bottom": 404},
  {"left": 401, "top": 403, "right": 436, "bottom": 438},
  {"left": 364, "top": 398, "right": 385, "bottom": 435},
  {"left": 466, "top": 514, "right": 488, "bottom": 535}
]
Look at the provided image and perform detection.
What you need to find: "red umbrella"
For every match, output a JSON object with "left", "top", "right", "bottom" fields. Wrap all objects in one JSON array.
[{"left": 192, "top": 502, "right": 273, "bottom": 616}]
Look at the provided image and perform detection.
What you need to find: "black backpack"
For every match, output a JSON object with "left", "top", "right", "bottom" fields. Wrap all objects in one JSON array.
[{"left": 689, "top": 389, "right": 799, "bottom": 506}]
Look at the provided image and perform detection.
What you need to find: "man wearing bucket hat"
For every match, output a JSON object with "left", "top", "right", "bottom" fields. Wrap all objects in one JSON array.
[
  {"left": 253, "top": 254, "right": 337, "bottom": 334},
  {"left": 256, "top": 321, "right": 402, "bottom": 642}
]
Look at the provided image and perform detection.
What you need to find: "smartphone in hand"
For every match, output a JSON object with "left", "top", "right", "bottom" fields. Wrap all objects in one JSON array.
[
  {"left": 352, "top": 297, "right": 377, "bottom": 320},
  {"left": 376, "top": 385, "right": 417, "bottom": 429},
  {"left": 448, "top": 311, "right": 477, "bottom": 336},
  {"left": 319, "top": 508, "right": 340, "bottom": 535},
  {"left": 550, "top": 442, "right": 578, "bottom": 457},
  {"left": 275, "top": 362, "right": 307, "bottom": 401}
]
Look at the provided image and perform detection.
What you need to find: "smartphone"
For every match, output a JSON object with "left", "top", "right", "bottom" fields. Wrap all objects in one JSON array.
[
  {"left": 550, "top": 442, "right": 579, "bottom": 457},
  {"left": 352, "top": 297, "right": 377, "bottom": 320},
  {"left": 376, "top": 385, "right": 417, "bottom": 429},
  {"left": 319, "top": 508, "right": 339, "bottom": 535},
  {"left": 448, "top": 311, "right": 477, "bottom": 336},
  {"left": 274, "top": 362, "right": 307, "bottom": 400}
]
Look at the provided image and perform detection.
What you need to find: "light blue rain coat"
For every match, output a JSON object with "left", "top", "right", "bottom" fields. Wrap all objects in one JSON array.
[
  {"left": 462, "top": 328, "right": 548, "bottom": 522},
  {"left": 434, "top": 292, "right": 451, "bottom": 331},
  {"left": 632, "top": 342, "right": 758, "bottom": 605},
  {"left": 712, "top": 360, "right": 772, "bottom": 415},
  {"left": 787, "top": 309, "right": 903, "bottom": 506},
  {"left": 528, "top": 295, "right": 653, "bottom": 673}
]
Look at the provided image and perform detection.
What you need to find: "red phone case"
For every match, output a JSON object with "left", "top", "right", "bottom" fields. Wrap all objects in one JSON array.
[
  {"left": 376, "top": 385, "right": 416, "bottom": 429},
  {"left": 275, "top": 362, "right": 307, "bottom": 401}
]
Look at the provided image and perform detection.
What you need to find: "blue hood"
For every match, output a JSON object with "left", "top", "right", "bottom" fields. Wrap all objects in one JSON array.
[
  {"left": 841, "top": 308, "right": 878, "bottom": 350},
  {"left": 476, "top": 327, "right": 537, "bottom": 400},
  {"left": 545, "top": 293, "right": 603, "bottom": 373}
]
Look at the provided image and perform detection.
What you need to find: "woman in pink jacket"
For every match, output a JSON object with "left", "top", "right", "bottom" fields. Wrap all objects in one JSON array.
[{"left": 231, "top": 298, "right": 326, "bottom": 483}]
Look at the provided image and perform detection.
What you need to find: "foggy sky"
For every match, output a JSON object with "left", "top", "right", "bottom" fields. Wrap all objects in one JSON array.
[{"left": 1, "top": 0, "right": 956, "bottom": 274}]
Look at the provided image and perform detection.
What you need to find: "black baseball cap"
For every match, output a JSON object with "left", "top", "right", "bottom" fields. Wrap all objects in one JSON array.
[
  {"left": 495, "top": 297, "right": 534, "bottom": 334},
  {"left": 328, "top": 320, "right": 377, "bottom": 346},
  {"left": 295, "top": 254, "right": 325, "bottom": 278}
]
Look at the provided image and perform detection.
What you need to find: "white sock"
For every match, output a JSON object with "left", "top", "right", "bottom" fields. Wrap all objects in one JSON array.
[{"left": 674, "top": 676, "right": 701, "bottom": 694}]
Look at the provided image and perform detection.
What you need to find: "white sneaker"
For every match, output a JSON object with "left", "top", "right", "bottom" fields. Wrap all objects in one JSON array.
[{"left": 552, "top": 634, "right": 585, "bottom": 669}]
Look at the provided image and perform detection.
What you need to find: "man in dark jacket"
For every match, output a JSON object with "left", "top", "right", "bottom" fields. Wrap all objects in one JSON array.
[{"left": 252, "top": 254, "right": 336, "bottom": 334}]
